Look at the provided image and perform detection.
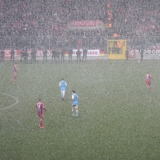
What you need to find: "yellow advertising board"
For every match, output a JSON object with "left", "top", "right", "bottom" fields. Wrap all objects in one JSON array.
[{"left": 107, "top": 40, "right": 126, "bottom": 59}]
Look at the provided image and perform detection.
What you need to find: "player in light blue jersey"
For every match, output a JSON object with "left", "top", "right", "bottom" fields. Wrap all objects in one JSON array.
[
  {"left": 71, "top": 90, "right": 79, "bottom": 117},
  {"left": 59, "top": 78, "right": 67, "bottom": 100}
]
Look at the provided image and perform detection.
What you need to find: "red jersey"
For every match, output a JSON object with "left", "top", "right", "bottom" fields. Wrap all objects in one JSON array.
[
  {"left": 146, "top": 74, "right": 152, "bottom": 86},
  {"left": 36, "top": 102, "right": 45, "bottom": 114},
  {"left": 146, "top": 74, "right": 152, "bottom": 82},
  {"left": 13, "top": 65, "right": 17, "bottom": 73}
]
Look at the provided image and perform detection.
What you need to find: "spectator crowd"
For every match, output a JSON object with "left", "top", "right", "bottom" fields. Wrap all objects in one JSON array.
[{"left": 0, "top": 0, "right": 160, "bottom": 50}]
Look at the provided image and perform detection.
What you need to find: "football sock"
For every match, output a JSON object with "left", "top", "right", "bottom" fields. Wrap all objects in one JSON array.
[
  {"left": 63, "top": 91, "right": 65, "bottom": 98},
  {"left": 39, "top": 119, "right": 43, "bottom": 127},
  {"left": 72, "top": 110, "right": 74, "bottom": 116},
  {"left": 76, "top": 110, "right": 78, "bottom": 116}
]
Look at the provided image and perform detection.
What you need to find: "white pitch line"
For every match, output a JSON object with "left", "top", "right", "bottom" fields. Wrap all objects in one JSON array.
[{"left": 0, "top": 93, "right": 19, "bottom": 111}]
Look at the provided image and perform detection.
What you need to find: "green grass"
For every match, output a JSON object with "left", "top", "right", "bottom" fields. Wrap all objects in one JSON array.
[{"left": 0, "top": 60, "right": 160, "bottom": 160}]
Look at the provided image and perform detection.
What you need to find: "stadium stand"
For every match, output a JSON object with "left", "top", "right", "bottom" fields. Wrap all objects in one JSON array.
[{"left": 0, "top": 0, "right": 160, "bottom": 51}]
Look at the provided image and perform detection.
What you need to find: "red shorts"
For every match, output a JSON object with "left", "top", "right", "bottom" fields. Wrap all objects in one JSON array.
[
  {"left": 37, "top": 112, "right": 43, "bottom": 118},
  {"left": 13, "top": 72, "right": 16, "bottom": 77},
  {"left": 146, "top": 80, "right": 151, "bottom": 86}
]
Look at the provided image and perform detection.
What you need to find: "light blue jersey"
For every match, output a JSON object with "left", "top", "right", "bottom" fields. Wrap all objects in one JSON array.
[
  {"left": 59, "top": 80, "right": 67, "bottom": 91},
  {"left": 72, "top": 93, "right": 78, "bottom": 105}
]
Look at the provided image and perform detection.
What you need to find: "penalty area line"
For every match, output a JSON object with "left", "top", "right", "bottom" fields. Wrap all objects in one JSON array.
[{"left": 0, "top": 93, "right": 19, "bottom": 111}]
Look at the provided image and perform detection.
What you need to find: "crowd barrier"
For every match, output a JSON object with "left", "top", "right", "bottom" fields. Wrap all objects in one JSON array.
[
  {"left": 1, "top": 49, "right": 105, "bottom": 60},
  {"left": 128, "top": 49, "right": 160, "bottom": 60}
]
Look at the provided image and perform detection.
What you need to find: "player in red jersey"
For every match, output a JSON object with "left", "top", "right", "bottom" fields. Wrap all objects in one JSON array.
[
  {"left": 36, "top": 99, "right": 46, "bottom": 128},
  {"left": 11, "top": 63, "right": 19, "bottom": 81},
  {"left": 146, "top": 72, "right": 152, "bottom": 91}
]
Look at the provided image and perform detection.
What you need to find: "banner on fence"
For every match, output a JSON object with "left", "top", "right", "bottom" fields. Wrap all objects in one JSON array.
[
  {"left": 67, "top": 20, "right": 105, "bottom": 30},
  {"left": 128, "top": 49, "right": 160, "bottom": 59},
  {"left": 72, "top": 49, "right": 100, "bottom": 56},
  {"left": 2, "top": 49, "right": 103, "bottom": 59}
]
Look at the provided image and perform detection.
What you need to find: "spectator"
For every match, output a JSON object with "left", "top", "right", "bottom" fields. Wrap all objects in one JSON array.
[
  {"left": 10, "top": 49, "right": 15, "bottom": 62},
  {"left": 82, "top": 48, "right": 87, "bottom": 61},
  {"left": 0, "top": 50, "right": 5, "bottom": 62},
  {"left": 60, "top": 48, "right": 65, "bottom": 63},
  {"left": 43, "top": 48, "right": 48, "bottom": 62},
  {"left": 76, "top": 49, "right": 81, "bottom": 62},
  {"left": 68, "top": 48, "right": 73, "bottom": 62},
  {"left": 1, "top": 0, "right": 160, "bottom": 51}
]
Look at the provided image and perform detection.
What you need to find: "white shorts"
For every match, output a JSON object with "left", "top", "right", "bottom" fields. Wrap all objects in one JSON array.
[{"left": 72, "top": 105, "right": 78, "bottom": 109}]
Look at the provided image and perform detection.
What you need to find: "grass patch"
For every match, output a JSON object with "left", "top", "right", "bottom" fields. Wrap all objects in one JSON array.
[{"left": 0, "top": 60, "right": 160, "bottom": 160}]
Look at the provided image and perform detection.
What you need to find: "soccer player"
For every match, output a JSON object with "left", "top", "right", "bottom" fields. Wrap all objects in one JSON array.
[
  {"left": 36, "top": 99, "right": 46, "bottom": 128},
  {"left": 146, "top": 72, "right": 152, "bottom": 91},
  {"left": 71, "top": 90, "right": 79, "bottom": 117},
  {"left": 59, "top": 78, "right": 67, "bottom": 100},
  {"left": 11, "top": 63, "right": 19, "bottom": 81}
]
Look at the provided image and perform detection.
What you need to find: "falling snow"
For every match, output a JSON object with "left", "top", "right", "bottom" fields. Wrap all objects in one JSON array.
[{"left": 1, "top": 0, "right": 160, "bottom": 160}]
